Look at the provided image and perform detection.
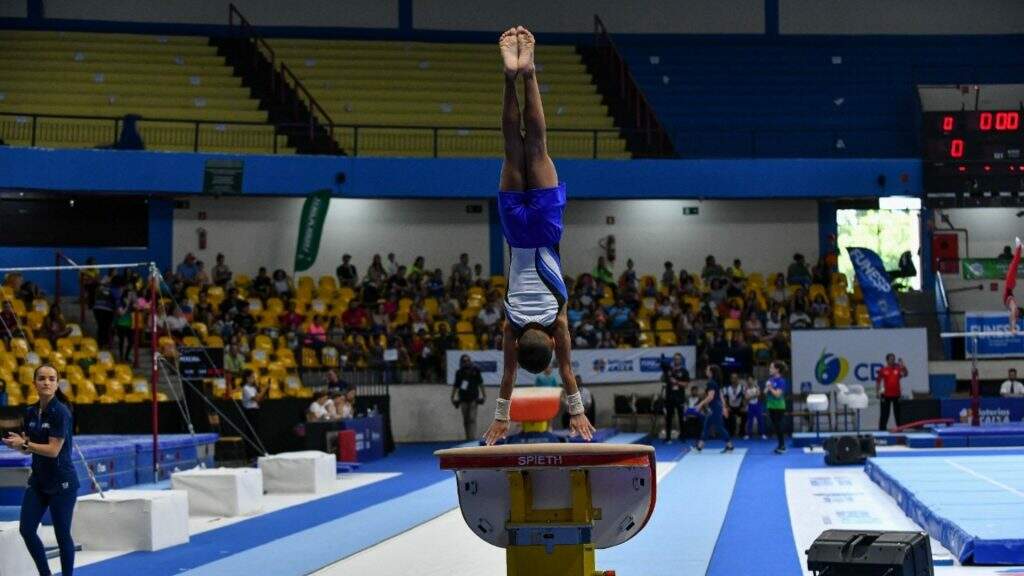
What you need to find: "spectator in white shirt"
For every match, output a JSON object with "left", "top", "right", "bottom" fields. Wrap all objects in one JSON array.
[
  {"left": 307, "top": 392, "right": 332, "bottom": 422},
  {"left": 1000, "top": 368, "right": 1024, "bottom": 397}
]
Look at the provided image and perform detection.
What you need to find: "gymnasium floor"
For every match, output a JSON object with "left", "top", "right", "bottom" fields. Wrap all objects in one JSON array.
[{"left": 32, "top": 441, "right": 1024, "bottom": 575}]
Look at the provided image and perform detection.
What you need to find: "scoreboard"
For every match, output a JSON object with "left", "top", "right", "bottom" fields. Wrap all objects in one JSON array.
[{"left": 922, "top": 111, "right": 1024, "bottom": 206}]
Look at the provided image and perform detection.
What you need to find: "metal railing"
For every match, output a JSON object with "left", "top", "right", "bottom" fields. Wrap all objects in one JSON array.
[
  {"left": 0, "top": 111, "right": 288, "bottom": 153},
  {"left": 0, "top": 112, "right": 624, "bottom": 158},
  {"left": 592, "top": 14, "right": 674, "bottom": 158},
  {"left": 227, "top": 3, "right": 335, "bottom": 146}
]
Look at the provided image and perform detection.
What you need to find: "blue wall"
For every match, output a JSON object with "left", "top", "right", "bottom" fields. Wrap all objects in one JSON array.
[
  {"left": 0, "top": 199, "right": 173, "bottom": 295},
  {"left": 0, "top": 148, "right": 922, "bottom": 199}
]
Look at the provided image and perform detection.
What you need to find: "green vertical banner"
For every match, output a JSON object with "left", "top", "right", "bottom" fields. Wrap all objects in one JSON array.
[{"left": 294, "top": 189, "right": 331, "bottom": 273}]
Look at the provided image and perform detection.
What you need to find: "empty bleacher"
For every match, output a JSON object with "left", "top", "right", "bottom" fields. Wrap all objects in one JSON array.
[
  {"left": 269, "top": 39, "right": 630, "bottom": 158},
  {"left": 621, "top": 39, "right": 1024, "bottom": 158},
  {"left": 0, "top": 30, "right": 291, "bottom": 154}
]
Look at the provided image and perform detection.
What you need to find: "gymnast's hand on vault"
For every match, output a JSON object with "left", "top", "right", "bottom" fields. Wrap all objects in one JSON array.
[
  {"left": 569, "top": 413, "right": 596, "bottom": 442},
  {"left": 483, "top": 419, "right": 510, "bottom": 446}
]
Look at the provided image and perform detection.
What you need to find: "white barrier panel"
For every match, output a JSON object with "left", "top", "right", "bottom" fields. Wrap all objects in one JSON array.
[
  {"left": 447, "top": 346, "right": 696, "bottom": 386},
  {"left": 73, "top": 490, "right": 190, "bottom": 551},
  {"left": 259, "top": 451, "right": 336, "bottom": 494},
  {"left": 171, "top": 467, "right": 264, "bottom": 517},
  {"left": 791, "top": 328, "right": 927, "bottom": 394},
  {"left": 0, "top": 522, "right": 36, "bottom": 576}
]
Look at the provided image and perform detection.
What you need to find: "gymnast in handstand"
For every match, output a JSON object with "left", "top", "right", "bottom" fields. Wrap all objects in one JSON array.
[
  {"left": 1006, "top": 237, "right": 1022, "bottom": 333},
  {"left": 483, "top": 26, "right": 596, "bottom": 446}
]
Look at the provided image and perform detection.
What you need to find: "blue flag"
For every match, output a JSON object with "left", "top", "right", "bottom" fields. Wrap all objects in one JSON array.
[{"left": 847, "top": 247, "right": 904, "bottom": 328}]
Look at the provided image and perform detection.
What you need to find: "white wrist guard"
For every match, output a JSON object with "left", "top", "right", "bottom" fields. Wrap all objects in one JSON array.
[
  {"left": 494, "top": 398, "right": 510, "bottom": 421},
  {"left": 567, "top": 392, "right": 585, "bottom": 416}
]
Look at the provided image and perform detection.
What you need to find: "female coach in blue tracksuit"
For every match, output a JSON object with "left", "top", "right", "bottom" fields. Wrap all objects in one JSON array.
[
  {"left": 695, "top": 364, "right": 735, "bottom": 453},
  {"left": 2, "top": 364, "right": 79, "bottom": 575}
]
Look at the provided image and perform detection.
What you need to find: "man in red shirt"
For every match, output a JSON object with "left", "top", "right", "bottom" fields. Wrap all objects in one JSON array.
[{"left": 876, "top": 353, "right": 908, "bottom": 430}]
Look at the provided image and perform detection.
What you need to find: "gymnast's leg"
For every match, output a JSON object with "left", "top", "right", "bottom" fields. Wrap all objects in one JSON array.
[
  {"left": 499, "top": 28, "right": 525, "bottom": 193},
  {"left": 518, "top": 27, "right": 558, "bottom": 190}
]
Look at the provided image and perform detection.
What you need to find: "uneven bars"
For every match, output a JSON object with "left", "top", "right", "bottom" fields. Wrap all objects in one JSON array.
[
  {"left": 940, "top": 331, "right": 1020, "bottom": 338},
  {"left": 0, "top": 262, "right": 153, "bottom": 273}
]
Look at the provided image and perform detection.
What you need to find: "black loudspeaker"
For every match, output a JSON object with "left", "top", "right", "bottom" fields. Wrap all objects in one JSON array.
[
  {"left": 806, "top": 530, "right": 933, "bottom": 576},
  {"left": 823, "top": 434, "right": 876, "bottom": 465}
]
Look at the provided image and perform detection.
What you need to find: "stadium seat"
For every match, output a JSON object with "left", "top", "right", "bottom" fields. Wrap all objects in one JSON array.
[
  {"left": 0, "top": 30, "right": 294, "bottom": 154},
  {"left": 269, "top": 38, "right": 629, "bottom": 158}
]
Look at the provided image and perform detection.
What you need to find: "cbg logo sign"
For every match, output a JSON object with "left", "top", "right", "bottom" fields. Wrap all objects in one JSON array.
[{"left": 815, "top": 349, "right": 849, "bottom": 385}]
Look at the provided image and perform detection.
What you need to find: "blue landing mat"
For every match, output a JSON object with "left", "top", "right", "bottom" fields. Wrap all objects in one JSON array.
[
  {"left": 866, "top": 455, "right": 1024, "bottom": 565},
  {"left": 791, "top": 431, "right": 905, "bottom": 447}
]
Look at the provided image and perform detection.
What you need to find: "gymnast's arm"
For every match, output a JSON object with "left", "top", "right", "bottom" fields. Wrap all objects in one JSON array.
[
  {"left": 498, "top": 321, "right": 518, "bottom": 403},
  {"left": 483, "top": 322, "right": 517, "bottom": 445},
  {"left": 553, "top": 310, "right": 578, "bottom": 394},
  {"left": 554, "top": 310, "right": 595, "bottom": 440}
]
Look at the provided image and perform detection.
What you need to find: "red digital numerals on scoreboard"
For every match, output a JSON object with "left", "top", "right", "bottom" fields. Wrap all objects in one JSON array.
[{"left": 941, "top": 112, "right": 1021, "bottom": 133}]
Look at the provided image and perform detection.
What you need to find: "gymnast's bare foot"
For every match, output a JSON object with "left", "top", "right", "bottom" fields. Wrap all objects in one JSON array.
[
  {"left": 516, "top": 26, "right": 536, "bottom": 77},
  {"left": 499, "top": 28, "right": 519, "bottom": 79}
]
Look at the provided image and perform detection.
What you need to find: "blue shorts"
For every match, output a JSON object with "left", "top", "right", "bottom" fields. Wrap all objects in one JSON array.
[{"left": 498, "top": 183, "right": 566, "bottom": 249}]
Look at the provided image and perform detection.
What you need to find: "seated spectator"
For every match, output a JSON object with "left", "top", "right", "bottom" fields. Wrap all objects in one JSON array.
[
  {"left": 219, "top": 287, "right": 244, "bottom": 317},
  {"left": 385, "top": 253, "right": 400, "bottom": 277},
  {"left": 342, "top": 300, "right": 369, "bottom": 332},
  {"left": 810, "top": 294, "right": 831, "bottom": 328},
  {"left": 593, "top": 256, "right": 614, "bottom": 287},
  {"left": 426, "top": 269, "right": 446, "bottom": 299},
  {"left": 278, "top": 300, "right": 304, "bottom": 332},
  {"left": 702, "top": 255, "right": 725, "bottom": 280},
  {"left": 304, "top": 315, "right": 328, "bottom": 349},
  {"left": 389, "top": 265, "right": 410, "bottom": 295},
  {"left": 566, "top": 296, "right": 585, "bottom": 328},
  {"left": 790, "top": 288, "right": 810, "bottom": 316},
  {"left": 998, "top": 245, "right": 1015, "bottom": 260},
  {"left": 336, "top": 254, "right": 358, "bottom": 287},
  {"left": 765, "top": 308, "right": 784, "bottom": 337},
  {"left": 743, "top": 310, "right": 765, "bottom": 341},
  {"left": 473, "top": 263, "right": 487, "bottom": 288},
  {"left": 476, "top": 300, "right": 502, "bottom": 335},
  {"left": 1000, "top": 368, "right": 1024, "bottom": 398},
  {"left": 306, "top": 392, "right": 333, "bottom": 422},
  {"left": 192, "top": 291, "right": 215, "bottom": 326},
  {"left": 619, "top": 258, "right": 638, "bottom": 292},
  {"left": 728, "top": 259, "right": 745, "bottom": 282},
  {"left": 332, "top": 391, "right": 354, "bottom": 419},
  {"left": 451, "top": 253, "right": 472, "bottom": 287},
  {"left": 366, "top": 254, "right": 387, "bottom": 288},
  {"left": 194, "top": 260, "right": 211, "bottom": 287},
  {"left": 535, "top": 365, "right": 560, "bottom": 387},
  {"left": 789, "top": 308, "right": 811, "bottom": 329},
  {"left": 708, "top": 277, "right": 728, "bottom": 306},
  {"left": 212, "top": 253, "right": 232, "bottom": 286},
  {"left": 224, "top": 342, "right": 246, "bottom": 379},
  {"left": 160, "top": 304, "right": 188, "bottom": 339},
  {"left": 661, "top": 261, "right": 676, "bottom": 288},
  {"left": 787, "top": 253, "right": 812, "bottom": 287},
  {"left": 679, "top": 271, "right": 699, "bottom": 297},
  {"left": 17, "top": 280, "right": 41, "bottom": 307},
  {"left": 324, "top": 370, "right": 351, "bottom": 394},
  {"left": 176, "top": 253, "right": 199, "bottom": 284},
  {"left": 409, "top": 256, "right": 427, "bottom": 284},
  {"left": 576, "top": 273, "right": 601, "bottom": 307},
  {"left": 409, "top": 298, "right": 431, "bottom": 334},
  {"left": 234, "top": 302, "right": 257, "bottom": 335},
  {"left": 251, "top": 267, "right": 272, "bottom": 299},
  {"left": 42, "top": 307, "right": 71, "bottom": 343},
  {"left": 605, "top": 298, "right": 631, "bottom": 330},
  {"left": 272, "top": 269, "right": 293, "bottom": 298}
]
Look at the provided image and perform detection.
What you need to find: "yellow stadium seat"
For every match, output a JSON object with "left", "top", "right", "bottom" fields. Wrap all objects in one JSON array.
[
  {"left": 301, "top": 347, "right": 320, "bottom": 368},
  {"left": 656, "top": 331, "right": 678, "bottom": 346},
  {"left": 320, "top": 346, "right": 339, "bottom": 368},
  {"left": 9, "top": 338, "right": 29, "bottom": 359},
  {"left": 457, "top": 334, "right": 479, "bottom": 350},
  {"left": 32, "top": 338, "right": 52, "bottom": 358}
]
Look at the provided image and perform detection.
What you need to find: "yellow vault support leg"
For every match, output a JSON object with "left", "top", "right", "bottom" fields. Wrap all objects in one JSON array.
[{"left": 505, "top": 470, "right": 608, "bottom": 576}]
